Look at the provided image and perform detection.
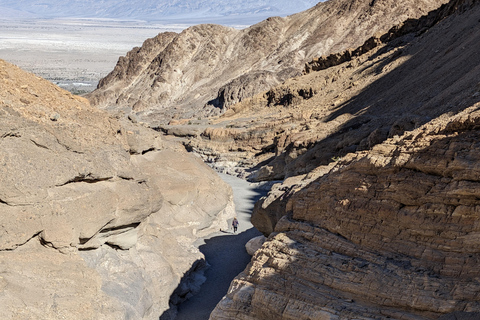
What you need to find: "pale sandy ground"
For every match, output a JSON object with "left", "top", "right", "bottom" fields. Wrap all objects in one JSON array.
[
  {"left": 0, "top": 19, "right": 189, "bottom": 93},
  {"left": 0, "top": 18, "right": 251, "bottom": 94},
  {"left": 173, "top": 173, "right": 269, "bottom": 320}
]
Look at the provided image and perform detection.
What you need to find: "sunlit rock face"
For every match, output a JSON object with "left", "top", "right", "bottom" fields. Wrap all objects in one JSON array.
[
  {"left": 210, "top": 0, "right": 480, "bottom": 318},
  {"left": 136, "top": 0, "right": 468, "bottom": 183},
  {"left": 88, "top": 0, "right": 446, "bottom": 124},
  {"left": 0, "top": 59, "right": 235, "bottom": 319},
  {"left": 211, "top": 105, "right": 480, "bottom": 320}
]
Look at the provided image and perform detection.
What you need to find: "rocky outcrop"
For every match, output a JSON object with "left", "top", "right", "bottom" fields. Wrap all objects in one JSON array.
[
  {"left": 88, "top": 0, "right": 447, "bottom": 124},
  {"left": 208, "top": 0, "right": 480, "bottom": 318},
  {"left": 245, "top": 235, "right": 267, "bottom": 256},
  {"left": 210, "top": 101, "right": 480, "bottom": 320},
  {"left": 174, "top": 0, "right": 480, "bottom": 182},
  {"left": 92, "top": 31, "right": 178, "bottom": 114},
  {"left": 0, "top": 59, "right": 235, "bottom": 319},
  {"left": 304, "top": 0, "right": 477, "bottom": 74},
  {"left": 251, "top": 164, "right": 336, "bottom": 235}
]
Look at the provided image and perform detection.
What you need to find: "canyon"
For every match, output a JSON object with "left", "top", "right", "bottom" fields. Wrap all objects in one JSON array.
[
  {"left": 0, "top": 59, "right": 235, "bottom": 319},
  {"left": 2, "top": 0, "right": 480, "bottom": 319},
  {"left": 208, "top": 0, "right": 480, "bottom": 319}
]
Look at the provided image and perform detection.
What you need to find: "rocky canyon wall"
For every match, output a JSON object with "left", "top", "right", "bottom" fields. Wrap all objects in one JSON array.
[
  {"left": 175, "top": 0, "right": 480, "bottom": 183},
  {"left": 3, "top": 0, "right": 477, "bottom": 318},
  {"left": 210, "top": 0, "right": 480, "bottom": 319},
  {"left": 211, "top": 98, "right": 480, "bottom": 320},
  {"left": 0, "top": 59, "right": 235, "bottom": 319}
]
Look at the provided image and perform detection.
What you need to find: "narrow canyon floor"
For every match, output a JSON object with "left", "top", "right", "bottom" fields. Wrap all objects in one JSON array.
[{"left": 172, "top": 173, "right": 269, "bottom": 320}]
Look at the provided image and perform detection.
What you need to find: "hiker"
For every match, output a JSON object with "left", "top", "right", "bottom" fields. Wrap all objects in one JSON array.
[{"left": 232, "top": 217, "right": 239, "bottom": 233}]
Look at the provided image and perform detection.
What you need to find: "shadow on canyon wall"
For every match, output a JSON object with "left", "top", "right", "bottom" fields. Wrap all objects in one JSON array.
[
  {"left": 286, "top": 17, "right": 480, "bottom": 177},
  {"left": 160, "top": 177, "right": 268, "bottom": 320}
]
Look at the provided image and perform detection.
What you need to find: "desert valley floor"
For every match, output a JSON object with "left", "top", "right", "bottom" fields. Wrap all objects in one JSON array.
[{"left": 0, "top": 19, "right": 189, "bottom": 93}]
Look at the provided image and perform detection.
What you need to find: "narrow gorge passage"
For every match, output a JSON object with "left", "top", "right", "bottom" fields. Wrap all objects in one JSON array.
[{"left": 174, "top": 173, "right": 269, "bottom": 320}]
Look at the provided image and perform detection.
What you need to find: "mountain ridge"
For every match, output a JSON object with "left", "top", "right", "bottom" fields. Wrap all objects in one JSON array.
[{"left": 88, "top": 0, "right": 447, "bottom": 124}]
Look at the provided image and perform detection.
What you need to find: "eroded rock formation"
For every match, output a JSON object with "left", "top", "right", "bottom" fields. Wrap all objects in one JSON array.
[
  {"left": 209, "top": 0, "right": 480, "bottom": 318},
  {"left": 210, "top": 99, "right": 480, "bottom": 320},
  {"left": 4, "top": 0, "right": 479, "bottom": 318},
  {"left": 0, "top": 59, "right": 235, "bottom": 319},
  {"left": 175, "top": 0, "right": 480, "bottom": 182},
  {"left": 87, "top": 0, "right": 447, "bottom": 124}
]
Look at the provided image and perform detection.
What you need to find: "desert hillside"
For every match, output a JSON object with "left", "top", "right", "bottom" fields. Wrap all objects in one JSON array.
[
  {"left": 209, "top": 0, "right": 480, "bottom": 318},
  {"left": 164, "top": 0, "right": 480, "bottom": 184},
  {"left": 0, "top": 59, "right": 235, "bottom": 319},
  {"left": 87, "top": 0, "right": 447, "bottom": 124}
]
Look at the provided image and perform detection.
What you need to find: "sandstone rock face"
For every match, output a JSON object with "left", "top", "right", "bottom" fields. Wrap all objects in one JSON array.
[
  {"left": 251, "top": 164, "right": 336, "bottom": 236},
  {"left": 209, "top": 1, "right": 480, "bottom": 319},
  {"left": 0, "top": 59, "right": 235, "bottom": 319},
  {"left": 88, "top": 0, "right": 447, "bottom": 124},
  {"left": 210, "top": 103, "right": 480, "bottom": 320},
  {"left": 177, "top": 0, "right": 480, "bottom": 182}
]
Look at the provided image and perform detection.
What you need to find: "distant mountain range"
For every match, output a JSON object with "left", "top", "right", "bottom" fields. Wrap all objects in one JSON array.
[{"left": 0, "top": 0, "right": 322, "bottom": 21}]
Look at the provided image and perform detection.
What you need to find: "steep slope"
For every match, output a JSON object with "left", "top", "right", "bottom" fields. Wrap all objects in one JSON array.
[
  {"left": 211, "top": 105, "right": 480, "bottom": 319},
  {"left": 0, "top": 59, "right": 235, "bottom": 319},
  {"left": 249, "top": 0, "right": 480, "bottom": 241},
  {"left": 88, "top": 0, "right": 447, "bottom": 124},
  {"left": 177, "top": 0, "right": 480, "bottom": 182},
  {"left": 209, "top": 0, "right": 480, "bottom": 318}
]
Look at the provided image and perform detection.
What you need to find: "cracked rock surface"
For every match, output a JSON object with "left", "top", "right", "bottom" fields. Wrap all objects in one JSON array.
[
  {"left": 211, "top": 103, "right": 480, "bottom": 320},
  {"left": 209, "top": 0, "right": 480, "bottom": 319},
  {"left": 0, "top": 59, "right": 235, "bottom": 319}
]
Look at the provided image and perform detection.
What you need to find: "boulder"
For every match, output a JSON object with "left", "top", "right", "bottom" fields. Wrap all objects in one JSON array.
[{"left": 245, "top": 235, "right": 266, "bottom": 256}]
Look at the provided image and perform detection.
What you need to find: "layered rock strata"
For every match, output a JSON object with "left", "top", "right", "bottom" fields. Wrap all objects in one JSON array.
[
  {"left": 178, "top": 0, "right": 480, "bottom": 182},
  {"left": 88, "top": 0, "right": 447, "bottom": 123},
  {"left": 0, "top": 59, "right": 235, "bottom": 319},
  {"left": 210, "top": 103, "right": 480, "bottom": 320},
  {"left": 208, "top": 0, "right": 480, "bottom": 318}
]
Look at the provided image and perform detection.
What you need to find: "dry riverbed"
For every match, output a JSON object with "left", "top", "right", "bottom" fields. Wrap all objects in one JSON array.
[{"left": 170, "top": 173, "right": 272, "bottom": 320}]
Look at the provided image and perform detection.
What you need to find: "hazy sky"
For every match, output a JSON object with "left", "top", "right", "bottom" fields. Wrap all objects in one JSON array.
[{"left": 0, "top": 0, "right": 322, "bottom": 21}]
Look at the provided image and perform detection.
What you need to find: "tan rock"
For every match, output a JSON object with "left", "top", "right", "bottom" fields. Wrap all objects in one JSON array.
[
  {"left": 245, "top": 235, "right": 267, "bottom": 256},
  {"left": 158, "top": 0, "right": 480, "bottom": 182},
  {"left": 0, "top": 239, "right": 124, "bottom": 320},
  {"left": 211, "top": 2, "right": 480, "bottom": 318},
  {"left": 88, "top": 0, "right": 447, "bottom": 124},
  {"left": 0, "top": 59, "right": 235, "bottom": 319},
  {"left": 211, "top": 104, "right": 480, "bottom": 319}
]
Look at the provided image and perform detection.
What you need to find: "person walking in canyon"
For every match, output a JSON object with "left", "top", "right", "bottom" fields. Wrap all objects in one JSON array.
[{"left": 232, "top": 217, "right": 239, "bottom": 233}]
